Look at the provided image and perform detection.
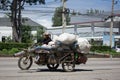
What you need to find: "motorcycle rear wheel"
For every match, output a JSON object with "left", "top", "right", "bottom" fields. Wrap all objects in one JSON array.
[
  {"left": 18, "top": 56, "right": 33, "bottom": 70},
  {"left": 62, "top": 61, "right": 75, "bottom": 72}
]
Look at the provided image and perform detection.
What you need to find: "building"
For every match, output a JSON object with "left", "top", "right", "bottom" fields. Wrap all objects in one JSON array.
[
  {"left": 46, "top": 15, "right": 120, "bottom": 38},
  {"left": 0, "top": 17, "right": 43, "bottom": 41},
  {"left": 45, "top": 11, "right": 120, "bottom": 46}
]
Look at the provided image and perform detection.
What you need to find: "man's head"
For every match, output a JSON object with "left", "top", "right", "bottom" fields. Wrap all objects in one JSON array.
[{"left": 43, "top": 32, "right": 50, "bottom": 38}]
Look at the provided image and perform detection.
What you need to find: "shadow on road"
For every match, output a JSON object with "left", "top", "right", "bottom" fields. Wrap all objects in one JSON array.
[
  {"left": 18, "top": 68, "right": 93, "bottom": 73},
  {"left": 74, "top": 69, "right": 93, "bottom": 72}
]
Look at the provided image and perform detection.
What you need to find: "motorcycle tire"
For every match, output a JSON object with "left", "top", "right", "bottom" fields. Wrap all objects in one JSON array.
[
  {"left": 62, "top": 61, "right": 75, "bottom": 72},
  {"left": 18, "top": 56, "right": 33, "bottom": 70},
  {"left": 47, "top": 64, "right": 59, "bottom": 70}
]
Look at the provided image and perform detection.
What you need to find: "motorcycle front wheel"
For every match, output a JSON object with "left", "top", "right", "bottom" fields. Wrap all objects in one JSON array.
[{"left": 18, "top": 56, "right": 33, "bottom": 70}]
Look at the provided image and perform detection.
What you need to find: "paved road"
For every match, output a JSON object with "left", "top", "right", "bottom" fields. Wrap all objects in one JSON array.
[{"left": 0, "top": 57, "right": 120, "bottom": 80}]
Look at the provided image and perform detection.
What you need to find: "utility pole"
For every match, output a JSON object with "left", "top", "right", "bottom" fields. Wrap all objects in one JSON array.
[
  {"left": 110, "top": 0, "right": 114, "bottom": 48},
  {"left": 62, "top": 0, "right": 66, "bottom": 33}
]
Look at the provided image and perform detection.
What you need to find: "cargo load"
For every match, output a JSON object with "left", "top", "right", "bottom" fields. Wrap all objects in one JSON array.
[
  {"left": 49, "top": 33, "right": 91, "bottom": 54},
  {"left": 56, "top": 33, "right": 77, "bottom": 44}
]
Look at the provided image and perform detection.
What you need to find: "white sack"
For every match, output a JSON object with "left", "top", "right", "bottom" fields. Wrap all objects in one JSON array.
[
  {"left": 77, "top": 38, "right": 91, "bottom": 53},
  {"left": 52, "top": 35, "right": 59, "bottom": 42},
  {"left": 57, "top": 33, "right": 76, "bottom": 44},
  {"left": 48, "top": 41, "right": 56, "bottom": 48},
  {"left": 41, "top": 44, "right": 52, "bottom": 48}
]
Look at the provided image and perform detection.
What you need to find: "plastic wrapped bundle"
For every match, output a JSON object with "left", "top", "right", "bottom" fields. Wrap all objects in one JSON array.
[
  {"left": 48, "top": 41, "right": 56, "bottom": 48},
  {"left": 77, "top": 38, "right": 91, "bottom": 54},
  {"left": 52, "top": 35, "right": 59, "bottom": 42},
  {"left": 57, "top": 33, "right": 77, "bottom": 44}
]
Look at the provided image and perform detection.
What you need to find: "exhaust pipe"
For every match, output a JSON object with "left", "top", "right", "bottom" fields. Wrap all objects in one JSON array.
[{"left": 13, "top": 51, "right": 25, "bottom": 57}]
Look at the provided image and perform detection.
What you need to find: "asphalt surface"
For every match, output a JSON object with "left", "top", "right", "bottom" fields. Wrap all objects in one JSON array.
[{"left": 0, "top": 57, "right": 120, "bottom": 80}]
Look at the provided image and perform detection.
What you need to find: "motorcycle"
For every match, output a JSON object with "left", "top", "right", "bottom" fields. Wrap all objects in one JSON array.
[{"left": 14, "top": 41, "right": 87, "bottom": 72}]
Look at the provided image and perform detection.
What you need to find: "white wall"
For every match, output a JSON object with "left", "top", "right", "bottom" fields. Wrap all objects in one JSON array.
[
  {"left": 0, "top": 26, "right": 12, "bottom": 41},
  {"left": 0, "top": 26, "right": 38, "bottom": 42}
]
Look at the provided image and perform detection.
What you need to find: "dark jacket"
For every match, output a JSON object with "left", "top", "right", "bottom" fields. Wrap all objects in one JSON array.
[{"left": 42, "top": 37, "right": 52, "bottom": 45}]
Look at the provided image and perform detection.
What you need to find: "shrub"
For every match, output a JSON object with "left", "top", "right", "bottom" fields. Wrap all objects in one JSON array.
[
  {"left": 8, "top": 48, "right": 19, "bottom": 54},
  {"left": 0, "top": 42, "right": 31, "bottom": 50},
  {"left": 90, "top": 45, "right": 111, "bottom": 52},
  {"left": 0, "top": 42, "right": 31, "bottom": 56},
  {"left": 2, "top": 49, "right": 8, "bottom": 54},
  {"left": 0, "top": 48, "right": 20, "bottom": 55}
]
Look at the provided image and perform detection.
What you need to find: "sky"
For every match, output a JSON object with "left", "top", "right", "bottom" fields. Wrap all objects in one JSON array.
[
  {"left": 30, "top": 0, "right": 120, "bottom": 28},
  {"left": 0, "top": 0, "right": 120, "bottom": 28},
  {"left": 66, "top": 0, "right": 120, "bottom": 12}
]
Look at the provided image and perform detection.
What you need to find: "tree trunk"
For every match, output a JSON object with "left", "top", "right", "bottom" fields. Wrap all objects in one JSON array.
[
  {"left": 11, "top": 0, "right": 22, "bottom": 42},
  {"left": 18, "top": 0, "right": 22, "bottom": 42},
  {"left": 12, "top": 0, "right": 18, "bottom": 42}
]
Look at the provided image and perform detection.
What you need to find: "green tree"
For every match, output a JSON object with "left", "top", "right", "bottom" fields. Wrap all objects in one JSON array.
[
  {"left": 36, "top": 27, "right": 44, "bottom": 43},
  {"left": 21, "top": 25, "right": 32, "bottom": 43},
  {"left": 86, "top": 8, "right": 104, "bottom": 14},
  {"left": 0, "top": 0, "right": 45, "bottom": 42},
  {"left": 86, "top": 9, "right": 89, "bottom": 14},
  {"left": 71, "top": 10, "right": 77, "bottom": 15},
  {"left": 90, "top": 8, "right": 94, "bottom": 14},
  {"left": 52, "top": 6, "right": 70, "bottom": 27},
  {"left": 78, "top": 11, "right": 81, "bottom": 15}
]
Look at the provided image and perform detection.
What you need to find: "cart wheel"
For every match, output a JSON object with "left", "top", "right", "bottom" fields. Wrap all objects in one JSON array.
[
  {"left": 47, "top": 64, "right": 59, "bottom": 70},
  {"left": 18, "top": 56, "right": 33, "bottom": 70},
  {"left": 62, "top": 62, "right": 75, "bottom": 72}
]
